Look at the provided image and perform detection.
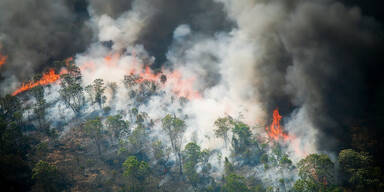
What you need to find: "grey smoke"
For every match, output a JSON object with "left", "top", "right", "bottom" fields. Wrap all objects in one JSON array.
[
  {"left": 1, "top": 0, "right": 382, "bottom": 159},
  {"left": 0, "top": 0, "right": 91, "bottom": 93},
  {"left": 216, "top": 0, "right": 382, "bottom": 152}
]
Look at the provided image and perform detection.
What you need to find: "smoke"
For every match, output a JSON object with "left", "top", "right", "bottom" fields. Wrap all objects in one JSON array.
[
  {"left": 0, "top": 0, "right": 92, "bottom": 94},
  {"left": 3, "top": 0, "right": 384, "bottom": 183},
  {"left": 214, "top": 0, "right": 382, "bottom": 153}
]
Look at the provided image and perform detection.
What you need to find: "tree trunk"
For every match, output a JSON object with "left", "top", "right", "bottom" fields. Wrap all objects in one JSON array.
[
  {"left": 95, "top": 139, "right": 101, "bottom": 157},
  {"left": 178, "top": 152, "right": 183, "bottom": 176}
]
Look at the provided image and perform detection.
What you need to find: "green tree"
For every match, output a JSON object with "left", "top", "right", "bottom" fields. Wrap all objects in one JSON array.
[
  {"left": 128, "top": 123, "right": 147, "bottom": 153},
  {"left": 223, "top": 174, "right": 250, "bottom": 192},
  {"left": 183, "top": 142, "right": 202, "bottom": 191},
  {"left": 105, "top": 114, "right": 129, "bottom": 141},
  {"left": 151, "top": 140, "right": 171, "bottom": 173},
  {"left": 59, "top": 61, "right": 84, "bottom": 114},
  {"left": 83, "top": 117, "right": 103, "bottom": 156},
  {"left": 123, "top": 156, "right": 150, "bottom": 192},
  {"left": 0, "top": 116, "right": 32, "bottom": 191},
  {"left": 31, "top": 86, "right": 47, "bottom": 130},
  {"left": 161, "top": 114, "right": 186, "bottom": 175},
  {"left": 293, "top": 154, "right": 337, "bottom": 192},
  {"left": 0, "top": 95, "right": 21, "bottom": 121},
  {"left": 277, "top": 154, "right": 292, "bottom": 192},
  {"left": 231, "top": 120, "right": 252, "bottom": 153},
  {"left": 32, "top": 160, "right": 69, "bottom": 192},
  {"left": 93, "top": 79, "right": 106, "bottom": 108},
  {"left": 224, "top": 157, "right": 234, "bottom": 176},
  {"left": 214, "top": 117, "right": 233, "bottom": 147},
  {"left": 338, "top": 149, "right": 384, "bottom": 191}
]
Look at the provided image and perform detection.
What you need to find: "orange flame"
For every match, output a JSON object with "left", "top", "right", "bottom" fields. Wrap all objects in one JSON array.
[
  {"left": 0, "top": 53, "right": 7, "bottom": 67},
  {"left": 12, "top": 69, "right": 62, "bottom": 96},
  {"left": 266, "top": 109, "right": 290, "bottom": 141},
  {"left": 122, "top": 51, "right": 200, "bottom": 100},
  {"left": 136, "top": 66, "right": 162, "bottom": 83},
  {"left": 13, "top": 52, "right": 201, "bottom": 99},
  {"left": 104, "top": 53, "right": 120, "bottom": 67},
  {"left": 166, "top": 70, "right": 201, "bottom": 99},
  {"left": 133, "top": 66, "right": 201, "bottom": 100}
]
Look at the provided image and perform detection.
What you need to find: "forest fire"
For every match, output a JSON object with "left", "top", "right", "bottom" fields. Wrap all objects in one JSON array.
[
  {"left": 12, "top": 53, "right": 201, "bottom": 100},
  {"left": 166, "top": 70, "right": 201, "bottom": 99},
  {"left": 0, "top": 53, "right": 7, "bottom": 67},
  {"left": 12, "top": 69, "right": 62, "bottom": 96},
  {"left": 266, "top": 109, "right": 290, "bottom": 141}
]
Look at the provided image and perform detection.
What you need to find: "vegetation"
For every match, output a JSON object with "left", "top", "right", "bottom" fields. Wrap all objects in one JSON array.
[{"left": 1, "top": 62, "right": 383, "bottom": 191}]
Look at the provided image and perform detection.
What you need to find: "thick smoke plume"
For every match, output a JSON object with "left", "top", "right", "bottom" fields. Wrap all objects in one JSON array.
[
  {"left": 2, "top": 0, "right": 384, "bottom": 178},
  {"left": 0, "top": 0, "right": 91, "bottom": 92}
]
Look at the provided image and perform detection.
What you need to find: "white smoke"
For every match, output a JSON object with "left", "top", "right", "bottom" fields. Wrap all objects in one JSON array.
[{"left": 15, "top": 0, "right": 378, "bottom": 190}]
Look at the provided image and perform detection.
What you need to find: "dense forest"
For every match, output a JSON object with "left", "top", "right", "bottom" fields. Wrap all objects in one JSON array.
[
  {"left": 2, "top": 0, "right": 384, "bottom": 191},
  {"left": 1, "top": 58, "right": 383, "bottom": 191}
]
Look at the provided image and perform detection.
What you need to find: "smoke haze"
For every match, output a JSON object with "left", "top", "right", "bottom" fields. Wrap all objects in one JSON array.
[{"left": 1, "top": 0, "right": 384, "bottom": 166}]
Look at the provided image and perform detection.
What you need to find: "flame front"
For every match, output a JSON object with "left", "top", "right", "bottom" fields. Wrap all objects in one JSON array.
[
  {"left": 12, "top": 69, "right": 62, "bottom": 96},
  {"left": 0, "top": 53, "right": 7, "bottom": 67},
  {"left": 12, "top": 52, "right": 201, "bottom": 100},
  {"left": 266, "top": 109, "right": 290, "bottom": 141},
  {"left": 79, "top": 52, "right": 201, "bottom": 100}
]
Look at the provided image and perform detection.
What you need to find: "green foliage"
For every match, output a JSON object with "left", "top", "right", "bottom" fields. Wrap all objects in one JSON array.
[
  {"left": 86, "top": 78, "right": 106, "bottom": 108},
  {"left": 0, "top": 112, "right": 33, "bottom": 191},
  {"left": 224, "top": 157, "right": 234, "bottom": 176},
  {"left": 123, "top": 156, "right": 150, "bottom": 191},
  {"left": 183, "top": 142, "right": 202, "bottom": 190},
  {"left": 152, "top": 140, "right": 169, "bottom": 161},
  {"left": 32, "top": 86, "right": 47, "bottom": 129},
  {"left": 223, "top": 174, "right": 250, "bottom": 192},
  {"left": 214, "top": 117, "right": 233, "bottom": 146},
  {"left": 0, "top": 95, "right": 21, "bottom": 120},
  {"left": 83, "top": 117, "right": 103, "bottom": 155},
  {"left": 123, "top": 156, "right": 150, "bottom": 180},
  {"left": 338, "top": 149, "right": 384, "bottom": 191},
  {"left": 128, "top": 123, "right": 147, "bottom": 151},
  {"left": 293, "top": 154, "right": 336, "bottom": 192},
  {"left": 32, "top": 160, "right": 69, "bottom": 192},
  {"left": 279, "top": 154, "right": 292, "bottom": 166},
  {"left": 59, "top": 62, "right": 84, "bottom": 114},
  {"left": 106, "top": 114, "right": 129, "bottom": 139},
  {"left": 161, "top": 114, "right": 186, "bottom": 175},
  {"left": 231, "top": 120, "right": 252, "bottom": 153}
]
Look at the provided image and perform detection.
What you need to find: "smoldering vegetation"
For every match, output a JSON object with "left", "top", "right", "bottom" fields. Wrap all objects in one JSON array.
[{"left": 1, "top": 0, "right": 384, "bottom": 191}]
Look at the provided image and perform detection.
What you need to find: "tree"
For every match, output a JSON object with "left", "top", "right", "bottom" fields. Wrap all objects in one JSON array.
[
  {"left": 93, "top": 79, "right": 106, "bottom": 108},
  {"left": 128, "top": 123, "right": 148, "bottom": 154},
  {"left": 105, "top": 114, "right": 129, "bottom": 141},
  {"left": 183, "top": 142, "right": 202, "bottom": 191},
  {"left": 0, "top": 116, "right": 32, "bottom": 191},
  {"left": 32, "top": 160, "right": 69, "bottom": 192},
  {"left": 231, "top": 120, "right": 252, "bottom": 153},
  {"left": 83, "top": 117, "right": 103, "bottom": 156},
  {"left": 214, "top": 117, "right": 233, "bottom": 147},
  {"left": 31, "top": 86, "right": 47, "bottom": 130},
  {"left": 277, "top": 154, "right": 292, "bottom": 192},
  {"left": 0, "top": 95, "right": 21, "bottom": 121},
  {"left": 59, "top": 61, "right": 84, "bottom": 114},
  {"left": 151, "top": 140, "right": 171, "bottom": 174},
  {"left": 161, "top": 114, "right": 186, "bottom": 175},
  {"left": 293, "top": 154, "right": 337, "bottom": 192},
  {"left": 123, "top": 156, "right": 150, "bottom": 192},
  {"left": 338, "top": 149, "right": 384, "bottom": 191},
  {"left": 224, "top": 157, "right": 234, "bottom": 176},
  {"left": 223, "top": 174, "right": 250, "bottom": 192}
]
